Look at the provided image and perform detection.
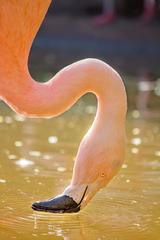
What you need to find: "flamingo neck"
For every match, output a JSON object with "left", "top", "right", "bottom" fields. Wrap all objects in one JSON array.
[{"left": 0, "top": 59, "right": 127, "bottom": 128}]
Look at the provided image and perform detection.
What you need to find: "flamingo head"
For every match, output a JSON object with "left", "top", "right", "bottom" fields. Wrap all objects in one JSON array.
[
  {"left": 32, "top": 182, "right": 104, "bottom": 213},
  {"left": 31, "top": 165, "right": 119, "bottom": 213},
  {"left": 32, "top": 134, "right": 124, "bottom": 213}
]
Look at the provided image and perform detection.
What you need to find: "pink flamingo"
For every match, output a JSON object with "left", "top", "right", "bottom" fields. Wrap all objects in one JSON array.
[{"left": 0, "top": 0, "right": 127, "bottom": 213}]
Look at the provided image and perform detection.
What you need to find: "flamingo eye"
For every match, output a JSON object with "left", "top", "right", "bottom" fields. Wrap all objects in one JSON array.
[{"left": 100, "top": 173, "right": 105, "bottom": 177}]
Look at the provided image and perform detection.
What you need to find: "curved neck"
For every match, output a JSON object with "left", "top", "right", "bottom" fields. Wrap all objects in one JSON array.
[{"left": 0, "top": 59, "right": 127, "bottom": 127}]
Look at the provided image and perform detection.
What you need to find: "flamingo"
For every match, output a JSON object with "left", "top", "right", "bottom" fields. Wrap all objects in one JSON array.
[{"left": 0, "top": 0, "right": 127, "bottom": 213}]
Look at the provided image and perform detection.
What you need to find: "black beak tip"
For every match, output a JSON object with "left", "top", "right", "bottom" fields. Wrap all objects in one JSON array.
[
  {"left": 31, "top": 195, "right": 80, "bottom": 213},
  {"left": 32, "top": 202, "right": 42, "bottom": 211}
]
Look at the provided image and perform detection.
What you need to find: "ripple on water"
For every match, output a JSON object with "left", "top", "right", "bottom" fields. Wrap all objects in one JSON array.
[
  {"left": 0, "top": 207, "right": 94, "bottom": 236},
  {"left": 0, "top": 185, "right": 158, "bottom": 239},
  {"left": 0, "top": 189, "right": 94, "bottom": 234},
  {"left": 85, "top": 189, "right": 153, "bottom": 234}
]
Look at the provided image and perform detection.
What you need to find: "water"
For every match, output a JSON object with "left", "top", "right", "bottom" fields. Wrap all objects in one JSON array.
[{"left": 0, "top": 88, "right": 159, "bottom": 240}]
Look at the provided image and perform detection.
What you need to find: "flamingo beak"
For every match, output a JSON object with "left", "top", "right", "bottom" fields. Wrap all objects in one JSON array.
[
  {"left": 32, "top": 194, "right": 81, "bottom": 213},
  {"left": 32, "top": 185, "right": 89, "bottom": 213}
]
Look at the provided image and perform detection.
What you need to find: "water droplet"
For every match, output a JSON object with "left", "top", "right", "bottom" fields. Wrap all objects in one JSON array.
[
  {"left": 14, "top": 114, "right": 26, "bottom": 122},
  {"left": 126, "top": 179, "right": 130, "bottom": 183},
  {"left": 4, "top": 116, "right": 12, "bottom": 124},
  {"left": 32, "top": 234, "right": 37, "bottom": 237},
  {"left": 26, "top": 179, "right": 31, "bottom": 183},
  {"left": 131, "top": 147, "right": 139, "bottom": 154},
  {"left": 29, "top": 151, "right": 41, "bottom": 157},
  {"left": 155, "top": 151, "right": 160, "bottom": 157},
  {"left": 15, "top": 158, "right": 34, "bottom": 168},
  {"left": 43, "top": 154, "right": 51, "bottom": 160},
  {"left": 131, "top": 138, "right": 142, "bottom": 146},
  {"left": 55, "top": 229, "right": 63, "bottom": 237},
  {"left": 132, "top": 128, "right": 140, "bottom": 135},
  {"left": 0, "top": 116, "right": 4, "bottom": 123},
  {"left": 133, "top": 223, "right": 141, "bottom": 227},
  {"left": 0, "top": 179, "right": 6, "bottom": 183},
  {"left": 6, "top": 206, "right": 14, "bottom": 211},
  {"left": 8, "top": 154, "right": 17, "bottom": 160},
  {"left": 14, "top": 141, "right": 23, "bottom": 147},
  {"left": 48, "top": 232, "right": 54, "bottom": 235},
  {"left": 122, "top": 164, "right": 128, "bottom": 169},
  {"left": 57, "top": 167, "right": 66, "bottom": 172},
  {"left": 132, "top": 110, "right": 140, "bottom": 119},
  {"left": 34, "top": 168, "right": 40, "bottom": 173},
  {"left": 48, "top": 136, "right": 58, "bottom": 144}
]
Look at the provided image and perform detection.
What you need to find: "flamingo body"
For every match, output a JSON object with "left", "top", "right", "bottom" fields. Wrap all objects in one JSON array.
[{"left": 0, "top": 0, "right": 127, "bottom": 213}]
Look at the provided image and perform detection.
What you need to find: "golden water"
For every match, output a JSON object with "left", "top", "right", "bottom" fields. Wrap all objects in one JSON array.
[{"left": 0, "top": 91, "right": 159, "bottom": 240}]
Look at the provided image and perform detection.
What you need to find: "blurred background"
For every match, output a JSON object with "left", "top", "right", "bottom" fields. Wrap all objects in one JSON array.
[
  {"left": 30, "top": 0, "right": 160, "bottom": 73},
  {"left": 0, "top": 1, "right": 160, "bottom": 240}
]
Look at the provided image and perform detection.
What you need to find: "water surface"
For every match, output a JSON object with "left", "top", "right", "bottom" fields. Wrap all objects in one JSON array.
[{"left": 0, "top": 89, "right": 159, "bottom": 240}]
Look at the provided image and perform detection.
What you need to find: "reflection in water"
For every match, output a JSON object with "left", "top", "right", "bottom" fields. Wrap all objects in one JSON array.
[
  {"left": 15, "top": 159, "right": 35, "bottom": 168},
  {"left": 0, "top": 91, "right": 159, "bottom": 240}
]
